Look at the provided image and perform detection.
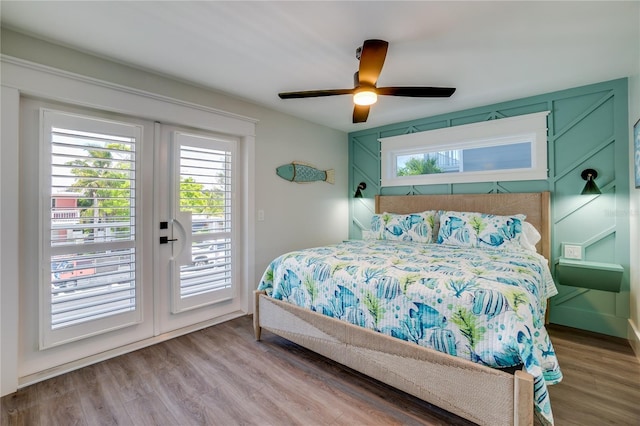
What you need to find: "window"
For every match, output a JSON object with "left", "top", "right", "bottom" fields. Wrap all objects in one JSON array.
[
  {"left": 171, "top": 131, "right": 236, "bottom": 313},
  {"left": 380, "top": 111, "right": 549, "bottom": 186},
  {"left": 42, "top": 109, "right": 142, "bottom": 348}
]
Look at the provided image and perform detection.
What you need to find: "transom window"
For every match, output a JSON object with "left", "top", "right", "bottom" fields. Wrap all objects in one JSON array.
[{"left": 380, "top": 111, "right": 549, "bottom": 186}]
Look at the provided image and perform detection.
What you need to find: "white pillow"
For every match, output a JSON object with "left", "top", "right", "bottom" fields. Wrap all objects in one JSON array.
[
  {"left": 521, "top": 221, "right": 541, "bottom": 252},
  {"left": 362, "top": 230, "right": 377, "bottom": 240}
]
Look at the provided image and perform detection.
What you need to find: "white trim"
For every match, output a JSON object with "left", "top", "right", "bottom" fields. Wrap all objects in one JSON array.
[
  {"left": 1, "top": 55, "right": 258, "bottom": 134},
  {"left": 629, "top": 319, "right": 640, "bottom": 362},
  {"left": 242, "top": 135, "right": 256, "bottom": 314},
  {"left": 153, "top": 122, "right": 163, "bottom": 337},
  {"left": 0, "top": 55, "right": 257, "bottom": 137},
  {"left": 0, "top": 86, "right": 20, "bottom": 396},
  {"left": 380, "top": 111, "right": 550, "bottom": 186}
]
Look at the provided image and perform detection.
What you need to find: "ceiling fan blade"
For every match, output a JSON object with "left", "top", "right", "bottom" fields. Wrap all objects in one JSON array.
[
  {"left": 280, "top": 39, "right": 455, "bottom": 123},
  {"left": 353, "top": 105, "right": 370, "bottom": 123},
  {"left": 376, "top": 86, "right": 456, "bottom": 97},
  {"left": 358, "top": 39, "right": 389, "bottom": 87},
  {"left": 278, "top": 88, "right": 354, "bottom": 99}
]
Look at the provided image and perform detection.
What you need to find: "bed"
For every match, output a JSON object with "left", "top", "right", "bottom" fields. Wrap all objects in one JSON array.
[{"left": 254, "top": 192, "right": 561, "bottom": 425}]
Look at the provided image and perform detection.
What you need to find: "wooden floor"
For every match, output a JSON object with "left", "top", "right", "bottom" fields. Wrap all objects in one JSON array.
[
  {"left": 2, "top": 316, "right": 639, "bottom": 425},
  {"left": 545, "top": 324, "right": 640, "bottom": 425}
]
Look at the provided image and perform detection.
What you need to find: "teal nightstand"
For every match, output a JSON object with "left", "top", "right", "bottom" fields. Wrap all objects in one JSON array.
[{"left": 555, "top": 258, "right": 624, "bottom": 292}]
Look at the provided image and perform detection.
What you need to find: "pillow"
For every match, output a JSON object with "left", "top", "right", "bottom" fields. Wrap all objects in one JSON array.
[
  {"left": 369, "top": 211, "right": 438, "bottom": 243},
  {"left": 361, "top": 230, "right": 378, "bottom": 240},
  {"left": 521, "top": 221, "right": 541, "bottom": 252},
  {"left": 437, "top": 211, "right": 529, "bottom": 251}
]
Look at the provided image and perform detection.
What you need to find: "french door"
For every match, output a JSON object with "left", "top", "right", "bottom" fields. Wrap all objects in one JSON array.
[
  {"left": 155, "top": 124, "right": 239, "bottom": 333},
  {"left": 20, "top": 100, "right": 241, "bottom": 378}
]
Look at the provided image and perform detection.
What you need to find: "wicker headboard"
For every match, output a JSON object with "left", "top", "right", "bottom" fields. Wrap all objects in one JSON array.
[{"left": 375, "top": 192, "right": 551, "bottom": 262}]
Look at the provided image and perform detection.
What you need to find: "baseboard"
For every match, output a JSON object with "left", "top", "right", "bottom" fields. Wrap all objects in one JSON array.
[{"left": 628, "top": 319, "right": 640, "bottom": 362}]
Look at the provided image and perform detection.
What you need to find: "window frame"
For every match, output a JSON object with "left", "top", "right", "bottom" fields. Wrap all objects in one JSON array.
[
  {"left": 40, "top": 108, "right": 144, "bottom": 349},
  {"left": 170, "top": 130, "right": 238, "bottom": 313},
  {"left": 380, "top": 111, "right": 550, "bottom": 186}
]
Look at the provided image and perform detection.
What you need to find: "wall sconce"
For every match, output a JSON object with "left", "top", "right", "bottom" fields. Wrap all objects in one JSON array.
[
  {"left": 581, "top": 168, "right": 601, "bottom": 195},
  {"left": 354, "top": 182, "right": 367, "bottom": 198}
]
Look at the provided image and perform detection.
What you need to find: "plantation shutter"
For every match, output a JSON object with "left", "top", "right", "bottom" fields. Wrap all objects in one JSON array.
[
  {"left": 42, "top": 109, "right": 142, "bottom": 348},
  {"left": 170, "top": 131, "right": 236, "bottom": 313}
]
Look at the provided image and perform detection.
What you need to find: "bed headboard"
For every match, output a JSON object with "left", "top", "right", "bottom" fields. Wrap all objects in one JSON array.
[{"left": 375, "top": 192, "right": 551, "bottom": 262}]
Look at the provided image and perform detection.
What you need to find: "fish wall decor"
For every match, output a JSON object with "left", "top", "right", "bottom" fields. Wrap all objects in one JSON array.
[{"left": 276, "top": 161, "right": 335, "bottom": 184}]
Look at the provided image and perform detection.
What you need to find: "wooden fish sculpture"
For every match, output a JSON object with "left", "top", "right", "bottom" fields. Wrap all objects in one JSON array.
[{"left": 276, "top": 161, "right": 334, "bottom": 184}]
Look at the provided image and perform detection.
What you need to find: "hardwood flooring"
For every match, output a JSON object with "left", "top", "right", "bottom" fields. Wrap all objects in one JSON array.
[
  {"left": 545, "top": 324, "right": 640, "bottom": 425},
  {"left": 2, "top": 316, "right": 639, "bottom": 425}
]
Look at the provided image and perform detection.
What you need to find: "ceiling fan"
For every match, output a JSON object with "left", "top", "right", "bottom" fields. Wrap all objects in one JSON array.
[{"left": 278, "top": 39, "right": 456, "bottom": 123}]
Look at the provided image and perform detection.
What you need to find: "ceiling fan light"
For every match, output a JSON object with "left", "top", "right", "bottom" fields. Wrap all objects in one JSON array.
[{"left": 353, "top": 90, "right": 377, "bottom": 106}]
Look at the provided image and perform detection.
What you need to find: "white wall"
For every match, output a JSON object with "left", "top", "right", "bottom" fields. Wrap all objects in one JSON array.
[
  {"left": 0, "top": 29, "right": 348, "bottom": 394},
  {"left": 253, "top": 111, "right": 349, "bottom": 273}
]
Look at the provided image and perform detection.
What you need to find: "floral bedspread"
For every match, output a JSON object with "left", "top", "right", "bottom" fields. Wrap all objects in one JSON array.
[{"left": 258, "top": 239, "right": 562, "bottom": 424}]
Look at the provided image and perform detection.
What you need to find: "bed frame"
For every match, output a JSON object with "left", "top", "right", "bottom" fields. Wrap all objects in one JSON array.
[{"left": 254, "top": 192, "right": 551, "bottom": 426}]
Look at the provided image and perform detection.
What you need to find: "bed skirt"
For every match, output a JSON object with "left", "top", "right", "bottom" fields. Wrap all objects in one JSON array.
[{"left": 254, "top": 290, "right": 534, "bottom": 426}]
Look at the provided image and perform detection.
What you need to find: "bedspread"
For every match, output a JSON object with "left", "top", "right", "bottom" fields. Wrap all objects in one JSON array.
[{"left": 258, "top": 239, "right": 562, "bottom": 425}]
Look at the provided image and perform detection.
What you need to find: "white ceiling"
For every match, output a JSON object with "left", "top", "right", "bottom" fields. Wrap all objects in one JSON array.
[{"left": 2, "top": 1, "right": 639, "bottom": 133}]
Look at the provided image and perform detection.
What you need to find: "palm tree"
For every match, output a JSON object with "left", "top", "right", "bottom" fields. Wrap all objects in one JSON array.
[
  {"left": 67, "top": 144, "right": 132, "bottom": 240},
  {"left": 397, "top": 157, "right": 443, "bottom": 176}
]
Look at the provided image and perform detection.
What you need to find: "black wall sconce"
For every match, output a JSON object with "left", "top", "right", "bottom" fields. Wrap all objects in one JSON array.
[
  {"left": 581, "top": 168, "right": 601, "bottom": 195},
  {"left": 354, "top": 182, "right": 366, "bottom": 198}
]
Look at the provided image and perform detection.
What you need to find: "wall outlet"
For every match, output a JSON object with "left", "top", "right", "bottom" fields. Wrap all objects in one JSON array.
[{"left": 563, "top": 243, "right": 583, "bottom": 260}]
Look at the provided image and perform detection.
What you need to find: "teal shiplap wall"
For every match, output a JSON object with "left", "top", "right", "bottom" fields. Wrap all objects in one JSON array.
[{"left": 349, "top": 78, "right": 630, "bottom": 337}]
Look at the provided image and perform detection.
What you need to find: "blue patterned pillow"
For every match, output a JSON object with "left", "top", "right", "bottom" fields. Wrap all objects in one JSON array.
[
  {"left": 437, "top": 211, "right": 528, "bottom": 251},
  {"left": 370, "top": 211, "right": 438, "bottom": 243}
]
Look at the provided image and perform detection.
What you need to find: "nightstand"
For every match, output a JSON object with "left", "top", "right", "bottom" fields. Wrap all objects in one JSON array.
[{"left": 554, "top": 258, "right": 624, "bottom": 292}]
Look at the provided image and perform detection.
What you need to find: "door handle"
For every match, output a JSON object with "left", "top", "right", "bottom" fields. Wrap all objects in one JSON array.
[
  {"left": 172, "top": 212, "right": 192, "bottom": 265},
  {"left": 159, "top": 236, "right": 178, "bottom": 244}
]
